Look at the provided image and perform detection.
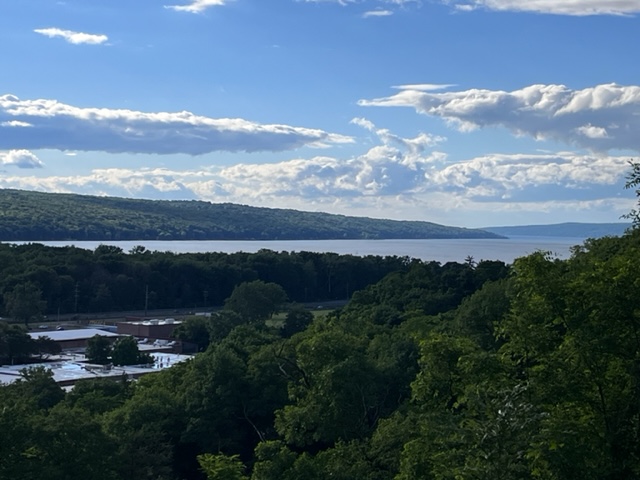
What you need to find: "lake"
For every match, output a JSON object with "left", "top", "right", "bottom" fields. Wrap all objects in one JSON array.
[{"left": 10, "top": 236, "right": 589, "bottom": 264}]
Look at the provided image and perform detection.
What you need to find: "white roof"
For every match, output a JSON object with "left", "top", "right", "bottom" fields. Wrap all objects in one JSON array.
[
  {"left": 29, "top": 328, "right": 120, "bottom": 342},
  {"left": 0, "top": 353, "right": 192, "bottom": 385}
]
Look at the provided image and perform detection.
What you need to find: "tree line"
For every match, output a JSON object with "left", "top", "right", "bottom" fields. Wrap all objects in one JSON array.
[{"left": 0, "top": 244, "right": 418, "bottom": 321}]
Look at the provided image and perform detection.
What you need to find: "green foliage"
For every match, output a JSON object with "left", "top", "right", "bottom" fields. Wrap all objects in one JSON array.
[
  {"left": 172, "top": 316, "right": 212, "bottom": 351},
  {"left": 111, "top": 336, "right": 150, "bottom": 366},
  {"left": 64, "top": 377, "right": 131, "bottom": 415},
  {"left": 86, "top": 334, "right": 112, "bottom": 364},
  {"left": 198, "top": 453, "right": 248, "bottom": 480},
  {"left": 623, "top": 159, "right": 640, "bottom": 225},
  {"left": 33, "top": 336, "right": 62, "bottom": 359},
  {"left": 8, "top": 366, "right": 65, "bottom": 410},
  {"left": 0, "top": 243, "right": 410, "bottom": 316},
  {"left": 3, "top": 282, "right": 46, "bottom": 327},
  {"left": 281, "top": 305, "right": 314, "bottom": 338},
  {"left": 224, "top": 280, "right": 288, "bottom": 323},
  {"left": 0, "top": 322, "right": 34, "bottom": 365}
]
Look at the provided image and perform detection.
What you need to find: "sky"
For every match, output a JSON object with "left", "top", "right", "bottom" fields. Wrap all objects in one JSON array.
[{"left": 1, "top": 0, "right": 640, "bottom": 228}]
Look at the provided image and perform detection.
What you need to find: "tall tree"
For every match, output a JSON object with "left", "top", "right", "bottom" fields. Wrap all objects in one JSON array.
[
  {"left": 111, "top": 336, "right": 150, "bottom": 366},
  {"left": 224, "top": 281, "right": 288, "bottom": 324},
  {"left": 4, "top": 282, "right": 46, "bottom": 328},
  {"left": 86, "top": 335, "right": 112, "bottom": 364}
]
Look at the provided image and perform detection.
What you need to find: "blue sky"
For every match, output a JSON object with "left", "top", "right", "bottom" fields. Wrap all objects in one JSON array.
[{"left": 1, "top": 0, "right": 640, "bottom": 227}]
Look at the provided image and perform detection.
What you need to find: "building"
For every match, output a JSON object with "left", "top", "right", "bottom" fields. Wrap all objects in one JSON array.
[
  {"left": 29, "top": 328, "right": 120, "bottom": 351},
  {"left": 117, "top": 318, "right": 181, "bottom": 340},
  {"left": 0, "top": 352, "right": 192, "bottom": 387}
]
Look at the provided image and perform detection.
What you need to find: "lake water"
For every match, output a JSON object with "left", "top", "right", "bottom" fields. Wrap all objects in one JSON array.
[{"left": 13, "top": 236, "right": 589, "bottom": 264}]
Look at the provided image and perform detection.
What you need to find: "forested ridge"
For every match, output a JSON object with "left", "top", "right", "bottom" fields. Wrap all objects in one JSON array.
[
  {"left": 2, "top": 226, "right": 640, "bottom": 479},
  {"left": 0, "top": 189, "right": 500, "bottom": 241}
]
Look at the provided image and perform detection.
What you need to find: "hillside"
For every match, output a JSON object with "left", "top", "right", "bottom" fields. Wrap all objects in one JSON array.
[
  {"left": 483, "top": 222, "right": 630, "bottom": 238},
  {"left": 0, "top": 189, "right": 501, "bottom": 241}
]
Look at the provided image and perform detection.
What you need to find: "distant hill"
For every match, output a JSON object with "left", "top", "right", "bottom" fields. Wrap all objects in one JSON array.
[
  {"left": 0, "top": 189, "right": 502, "bottom": 241},
  {"left": 483, "top": 222, "right": 631, "bottom": 239}
]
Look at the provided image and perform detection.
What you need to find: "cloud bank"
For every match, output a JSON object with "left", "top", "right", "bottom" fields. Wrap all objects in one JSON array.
[
  {"left": 34, "top": 28, "right": 108, "bottom": 45},
  {"left": 1, "top": 123, "right": 630, "bottom": 218},
  {"left": 360, "top": 83, "right": 640, "bottom": 152},
  {"left": 443, "top": 0, "right": 640, "bottom": 16},
  {"left": 0, "top": 94, "right": 352, "bottom": 155}
]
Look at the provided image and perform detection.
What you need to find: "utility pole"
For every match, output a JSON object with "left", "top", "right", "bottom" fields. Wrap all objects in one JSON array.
[{"left": 144, "top": 284, "right": 149, "bottom": 319}]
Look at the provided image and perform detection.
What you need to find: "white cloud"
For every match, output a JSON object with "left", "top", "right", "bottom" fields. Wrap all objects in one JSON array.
[
  {"left": 363, "top": 10, "right": 394, "bottom": 17},
  {"left": 442, "top": 0, "right": 640, "bottom": 16},
  {"left": 1, "top": 120, "right": 32, "bottom": 127},
  {"left": 360, "top": 83, "right": 640, "bottom": 152},
  {"left": 0, "top": 94, "right": 353, "bottom": 155},
  {"left": 34, "top": 28, "right": 108, "bottom": 45},
  {"left": 0, "top": 150, "right": 44, "bottom": 168},
  {"left": 576, "top": 124, "right": 609, "bottom": 139},
  {"left": 429, "top": 153, "right": 629, "bottom": 201},
  {"left": 165, "top": 0, "right": 230, "bottom": 13},
  {"left": 1, "top": 124, "right": 628, "bottom": 206}
]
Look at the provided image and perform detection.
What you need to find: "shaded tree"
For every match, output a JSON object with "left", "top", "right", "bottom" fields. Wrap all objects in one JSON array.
[
  {"left": 111, "top": 336, "right": 151, "bottom": 366},
  {"left": 4, "top": 282, "right": 46, "bottom": 328},
  {"left": 281, "top": 305, "right": 313, "bottom": 338},
  {"left": 224, "top": 281, "right": 288, "bottom": 324},
  {"left": 172, "top": 316, "right": 211, "bottom": 352},
  {"left": 86, "top": 335, "right": 111, "bottom": 364}
]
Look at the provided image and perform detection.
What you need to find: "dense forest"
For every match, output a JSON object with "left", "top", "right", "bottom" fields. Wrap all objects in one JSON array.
[
  {"left": 2, "top": 225, "right": 640, "bottom": 479},
  {"left": 0, "top": 243, "right": 435, "bottom": 317},
  {"left": 0, "top": 189, "right": 500, "bottom": 241}
]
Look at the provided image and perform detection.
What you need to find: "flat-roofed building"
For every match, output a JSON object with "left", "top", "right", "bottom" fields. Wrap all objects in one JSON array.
[
  {"left": 117, "top": 318, "right": 181, "bottom": 340},
  {"left": 29, "top": 328, "right": 120, "bottom": 351}
]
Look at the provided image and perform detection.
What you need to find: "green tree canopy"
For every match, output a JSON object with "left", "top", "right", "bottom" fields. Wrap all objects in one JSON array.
[
  {"left": 3, "top": 282, "right": 46, "bottom": 328},
  {"left": 198, "top": 453, "right": 248, "bottom": 480},
  {"left": 86, "top": 335, "right": 112, "bottom": 365},
  {"left": 111, "top": 336, "right": 148, "bottom": 366},
  {"left": 224, "top": 280, "right": 288, "bottom": 324}
]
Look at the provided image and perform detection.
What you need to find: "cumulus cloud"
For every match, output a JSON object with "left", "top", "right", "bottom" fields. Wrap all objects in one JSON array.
[
  {"left": 428, "top": 153, "right": 629, "bottom": 202},
  {"left": 34, "top": 28, "right": 108, "bottom": 45},
  {"left": 165, "top": 0, "right": 230, "bottom": 13},
  {"left": 442, "top": 0, "right": 640, "bottom": 16},
  {"left": 0, "top": 150, "right": 44, "bottom": 168},
  {"left": 0, "top": 94, "right": 352, "bottom": 155},
  {"left": 360, "top": 83, "right": 640, "bottom": 152},
  {"left": 1, "top": 120, "right": 629, "bottom": 207}
]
